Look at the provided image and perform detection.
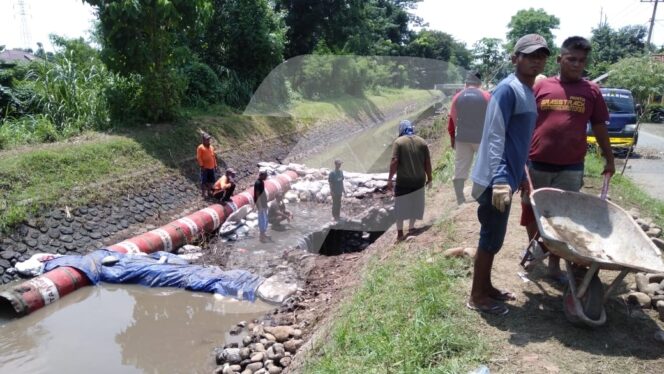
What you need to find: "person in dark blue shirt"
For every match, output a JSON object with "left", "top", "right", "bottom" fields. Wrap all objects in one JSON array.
[{"left": 328, "top": 159, "right": 345, "bottom": 220}]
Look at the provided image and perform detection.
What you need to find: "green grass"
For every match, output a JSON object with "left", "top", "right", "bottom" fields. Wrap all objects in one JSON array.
[
  {"left": 288, "top": 88, "right": 438, "bottom": 120},
  {"left": 585, "top": 151, "right": 664, "bottom": 228},
  {"left": 304, "top": 243, "right": 486, "bottom": 373}
]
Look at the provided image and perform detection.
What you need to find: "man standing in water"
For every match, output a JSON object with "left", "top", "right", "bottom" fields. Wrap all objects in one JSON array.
[
  {"left": 328, "top": 159, "right": 345, "bottom": 221},
  {"left": 468, "top": 34, "right": 550, "bottom": 315}
]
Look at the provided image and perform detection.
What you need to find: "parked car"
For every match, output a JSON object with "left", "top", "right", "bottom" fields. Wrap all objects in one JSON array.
[{"left": 587, "top": 88, "right": 638, "bottom": 152}]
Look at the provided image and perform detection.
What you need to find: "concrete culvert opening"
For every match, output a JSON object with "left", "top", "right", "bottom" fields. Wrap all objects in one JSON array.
[{"left": 0, "top": 296, "right": 19, "bottom": 321}]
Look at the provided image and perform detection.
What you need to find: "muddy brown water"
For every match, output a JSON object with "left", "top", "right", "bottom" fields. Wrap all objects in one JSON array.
[{"left": 0, "top": 285, "right": 272, "bottom": 374}]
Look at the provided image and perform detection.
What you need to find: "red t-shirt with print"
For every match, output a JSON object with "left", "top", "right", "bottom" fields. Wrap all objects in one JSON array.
[{"left": 529, "top": 77, "right": 609, "bottom": 165}]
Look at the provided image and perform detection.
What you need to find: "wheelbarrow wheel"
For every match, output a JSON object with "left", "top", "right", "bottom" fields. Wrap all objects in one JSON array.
[{"left": 563, "top": 272, "right": 605, "bottom": 328}]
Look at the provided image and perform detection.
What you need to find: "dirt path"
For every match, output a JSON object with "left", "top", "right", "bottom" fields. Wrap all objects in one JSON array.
[{"left": 450, "top": 191, "right": 664, "bottom": 373}]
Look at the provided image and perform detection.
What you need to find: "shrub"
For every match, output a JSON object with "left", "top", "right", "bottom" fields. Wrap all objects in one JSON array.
[{"left": 181, "top": 61, "right": 223, "bottom": 107}]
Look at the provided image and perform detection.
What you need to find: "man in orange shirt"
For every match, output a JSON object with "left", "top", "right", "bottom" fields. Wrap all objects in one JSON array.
[
  {"left": 196, "top": 133, "right": 218, "bottom": 198},
  {"left": 212, "top": 168, "right": 236, "bottom": 203}
]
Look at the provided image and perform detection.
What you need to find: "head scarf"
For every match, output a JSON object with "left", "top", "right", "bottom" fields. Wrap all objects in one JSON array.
[{"left": 398, "top": 120, "right": 414, "bottom": 136}]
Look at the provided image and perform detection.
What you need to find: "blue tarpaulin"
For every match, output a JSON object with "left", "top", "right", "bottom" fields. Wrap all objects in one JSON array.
[{"left": 43, "top": 249, "right": 264, "bottom": 301}]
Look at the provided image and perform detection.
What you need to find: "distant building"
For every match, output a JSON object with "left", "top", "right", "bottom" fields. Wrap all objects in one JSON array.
[{"left": 0, "top": 49, "right": 41, "bottom": 66}]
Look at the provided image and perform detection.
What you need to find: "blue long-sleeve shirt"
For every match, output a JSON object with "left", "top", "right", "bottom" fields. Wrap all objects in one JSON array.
[{"left": 471, "top": 74, "right": 537, "bottom": 191}]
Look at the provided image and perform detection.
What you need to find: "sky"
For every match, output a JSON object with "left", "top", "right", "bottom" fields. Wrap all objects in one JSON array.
[{"left": 0, "top": 0, "right": 663, "bottom": 52}]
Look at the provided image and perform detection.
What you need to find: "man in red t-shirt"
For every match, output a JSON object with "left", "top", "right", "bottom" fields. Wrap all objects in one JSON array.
[
  {"left": 521, "top": 36, "right": 614, "bottom": 282},
  {"left": 447, "top": 71, "right": 491, "bottom": 204}
]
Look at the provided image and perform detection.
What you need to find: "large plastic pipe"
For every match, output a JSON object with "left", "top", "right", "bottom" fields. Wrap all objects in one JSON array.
[{"left": 0, "top": 171, "right": 299, "bottom": 317}]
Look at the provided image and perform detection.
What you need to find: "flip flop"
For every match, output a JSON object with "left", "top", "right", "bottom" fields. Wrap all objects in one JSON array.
[
  {"left": 466, "top": 301, "right": 509, "bottom": 316},
  {"left": 490, "top": 290, "right": 516, "bottom": 302}
]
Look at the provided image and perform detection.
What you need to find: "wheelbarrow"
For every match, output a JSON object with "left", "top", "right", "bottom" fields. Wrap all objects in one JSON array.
[{"left": 522, "top": 173, "right": 664, "bottom": 327}]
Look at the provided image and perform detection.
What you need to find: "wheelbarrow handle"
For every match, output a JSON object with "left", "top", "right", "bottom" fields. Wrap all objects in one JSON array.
[{"left": 600, "top": 173, "right": 611, "bottom": 201}]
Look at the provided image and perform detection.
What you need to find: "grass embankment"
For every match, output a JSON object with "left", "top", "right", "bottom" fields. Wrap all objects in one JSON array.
[
  {"left": 585, "top": 151, "right": 664, "bottom": 228},
  {"left": 0, "top": 89, "right": 435, "bottom": 231}
]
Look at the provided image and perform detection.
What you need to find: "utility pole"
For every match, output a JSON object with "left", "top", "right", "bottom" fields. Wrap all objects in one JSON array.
[{"left": 643, "top": 0, "right": 660, "bottom": 51}]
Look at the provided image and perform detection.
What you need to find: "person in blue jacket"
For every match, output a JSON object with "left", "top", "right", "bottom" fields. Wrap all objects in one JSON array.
[{"left": 467, "top": 34, "right": 550, "bottom": 315}]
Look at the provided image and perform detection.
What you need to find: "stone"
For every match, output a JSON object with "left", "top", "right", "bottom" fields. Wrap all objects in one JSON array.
[
  {"left": 23, "top": 239, "right": 37, "bottom": 248},
  {"left": 246, "top": 362, "right": 263, "bottom": 372},
  {"left": 647, "top": 227, "right": 663, "bottom": 238},
  {"left": 264, "top": 333, "right": 276, "bottom": 342},
  {"left": 627, "top": 292, "right": 652, "bottom": 308},
  {"left": 636, "top": 218, "right": 653, "bottom": 231},
  {"left": 239, "top": 347, "right": 251, "bottom": 361},
  {"left": 89, "top": 232, "right": 102, "bottom": 240},
  {"left": 59, "top": 235, "right": 73, "bottom": 243},
  {"left": 264, "top": 326, "right": 294, "bottom": 342},
  {"left": 242, "top": 335, "right": 253, "bottom": 347},
  {"left": 48, "top": 229, "right": 61, "bottom": 239},
  {"left": 292, "top": 329, "right": 302, "bottom": 339},
  {"left": 250, "top": 352, "right": 264, "bottom": 363},
  {"left": 0, "top": 259, "right": 10, "bottom": 269},
  {"left": 653, "top": 238, "right": 664, "bottom": 251},
  {"left": 283, "top": 339, "right": 303, "bottom": 354},
  {"left": 229, "top": 365, "right": 242, "bottom": 372},
  {"left": 279, "top": 357, "right": 291, "bottom": 367},
  {"left": 254, "top": 369, "right": 267, "bottom": 374},
  {"left": 272, "top": 343, "right": 285, "bottom": 357},
  {"left": 657, "top": 300, "right": 664, "bottom": 321},
  {"left": 247, "top": 323, "right": 256, "bottom": 331},
  {"left": 252, "top": 325, "right": 265, "bottom": 336},
  {"left": 645, "top": 283, "right": 661, "bottom": 296},
  {"left": 648, "top": 273, "right": 664, "bottom": 284},
  {"left": 267, "top": 365, "right": 282, "bottom": 374},
  {"left": 229, "top": 325, "right": 242, "bottom": 335},
  {"left": 1, "top": 251, "right": 16, "bottom": 260},
  {"left": 223, "top": 348, "right": 242, "bottom": 365},
  {"left": 253, "top": 343, "right": 266, "bottom": 352},
  {"left": 241, "top": 370, "right": 252, "bottom": 374},
  {"left": 60, "top": 226, "right": 74, "bottom": 235},
  {"left": 636, "top": 273, "right": 650, "bottom": 293}
]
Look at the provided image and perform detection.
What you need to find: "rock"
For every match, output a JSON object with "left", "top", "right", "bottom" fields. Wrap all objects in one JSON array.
[
  {"left": 657, "top": 300, "right": 664, "bottom": 321},
  {"left": 648, "top": 273, "right": 664, "bottom": 284},
  {"left": 272, "top": 343, "right": 285, "bottom": 356},
  {"left": 292, "top": 329, "right": 302, "bottom": 339},
  {"left": 264, "top": 326, "right": 294, "bottom": 342},
  {"left": 241, "top": 370, "right": 252, "bottom": 374},
  {"left": 247, "top": 323, "right": 256, "bottom": 331},
  {"left": 223, "top": 348, "right": 242, "bottom": 365},
  {"left": 252, "top": 343, "right": 266, "bottom": 352},
  {"left": 239, "top": 348, "right": 251, "bottom": 360},
  {"left": 252, "top": 325, "right": 265, "bottom": 336},
  {"left": 279, "top": 357, "right": 292, "bottom": 367},
  {"left": 651, "top": 295, "right": 664, "bottom": 306},
  {"left": 653, "top": 238, "right": 664, "bottom": 251},
  {"left": 636, "top": 218, "right": 653, "bottom": 231},
  {"left": 627, "top": 208, "right": 640, "bottom": 220},
  {"left": 264, "top": 333, "right": 276, "bottom": 342},
  {"left": 1, "top": 251, "right": 16, "bottom": 260},
  {"left": 636, "top": 273, "right": 650, "bottom": 293},
  {"left": 647, "top": 227, "right": 663, "bottom": 238},
  {"left": 283, "top": 339, "right": 303, "bottom": 353},
  {"left": 254, "top": 369, "right": 267, "bottom": 374},
  {"left": 222, "top": 365, "right": 236, "bottom": 374},
  {"left": 627, "top": 292, "right": 652, "bottom": 308},
  {"left": 229, "top": 325, "right": 242, "bottom": 335},
  {"left": 242, "top": 335, "right": 253, "bottom": 347},
  {"left": 250, "top": 352, "right": 264, "bottom": 363},
  {"left": 645, "top": 283, "right": 661, "bottom": 296},
  {"left": 230, "top": 365, "right": 242, "bottom": 372},
  {"left": 246, "top": 362, "right": 263, "bottom": 372},
  {"left": 0, "top": 259, "right": 11, "bottom": 269},
  {"left": 237, "top": 320, "right": 247, "bottom": 328},
  {"left": 267, "top": 365, "right": 282, "bottom": 374},
  {"left": 442, "top": 247, "right": 476, "bottom": 258}
]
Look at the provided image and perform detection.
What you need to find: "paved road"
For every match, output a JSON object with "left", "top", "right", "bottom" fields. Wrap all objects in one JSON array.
[{"left": 621, "top": 123, "right": 664, "bottom": 199}]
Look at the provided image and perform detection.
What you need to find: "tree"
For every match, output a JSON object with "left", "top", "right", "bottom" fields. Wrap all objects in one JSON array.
[
  {"left": 471, "top": 37, "right": 508, "bottom": 84},
  {"left": 405, "top": 30, "right": 470, "bottom": 85},
  {"left": 506, "top": 8, "right": 559, "bottom": 75},
  {"left": 83, "top": 0, "right": 209, "bottom": 122},
  {"left": 276, "top": 0, "right": 422, "bottom": 57},
  {"left": 202, "top": 0, "right": 285, "bottom": 91},
  {"left": 607, "top": 56, "right": 664, "bottom": 105},
  {"left": 588, "top": 24, "right": 647, "bottom": 78}
]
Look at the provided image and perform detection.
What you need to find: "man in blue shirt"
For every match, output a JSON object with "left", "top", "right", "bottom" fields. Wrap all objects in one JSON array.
[
  {"left": 468, "top": 34, "right": 550, "bottom": 315},
  {"left": 328, "top": 159, "right": 345, "bottom": 220}
]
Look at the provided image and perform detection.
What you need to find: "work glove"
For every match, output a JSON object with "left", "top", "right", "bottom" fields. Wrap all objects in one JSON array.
[{"left": 491, "top": 184, "right": 512, "bottom": 213}]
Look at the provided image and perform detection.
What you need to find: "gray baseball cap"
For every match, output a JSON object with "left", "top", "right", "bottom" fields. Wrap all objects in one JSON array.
[{"left": 513, "top": 34, "right": 550, "bottom": 55}]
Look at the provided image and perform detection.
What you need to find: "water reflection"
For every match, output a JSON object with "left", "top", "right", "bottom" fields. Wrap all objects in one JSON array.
[{"left": 0, "top": 285, "right": 272, "bottom": 374}]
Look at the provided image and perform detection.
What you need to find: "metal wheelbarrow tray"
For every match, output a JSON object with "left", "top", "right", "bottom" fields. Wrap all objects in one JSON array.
[{"left": 530, "top": 186, "right": 664, "bottom": 327}]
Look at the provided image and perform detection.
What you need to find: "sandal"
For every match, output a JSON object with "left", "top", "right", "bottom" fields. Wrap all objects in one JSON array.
[
  {"left": 466, "top": 301, "right": 509, "bottom": 316},
  {"left": 490, "top": 290, "right": 516, "bottom": 302}
]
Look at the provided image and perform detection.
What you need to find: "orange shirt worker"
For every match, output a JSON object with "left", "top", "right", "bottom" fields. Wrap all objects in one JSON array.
[{"left": 197, "top": 133, "right": 218, "bottom": 198}]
